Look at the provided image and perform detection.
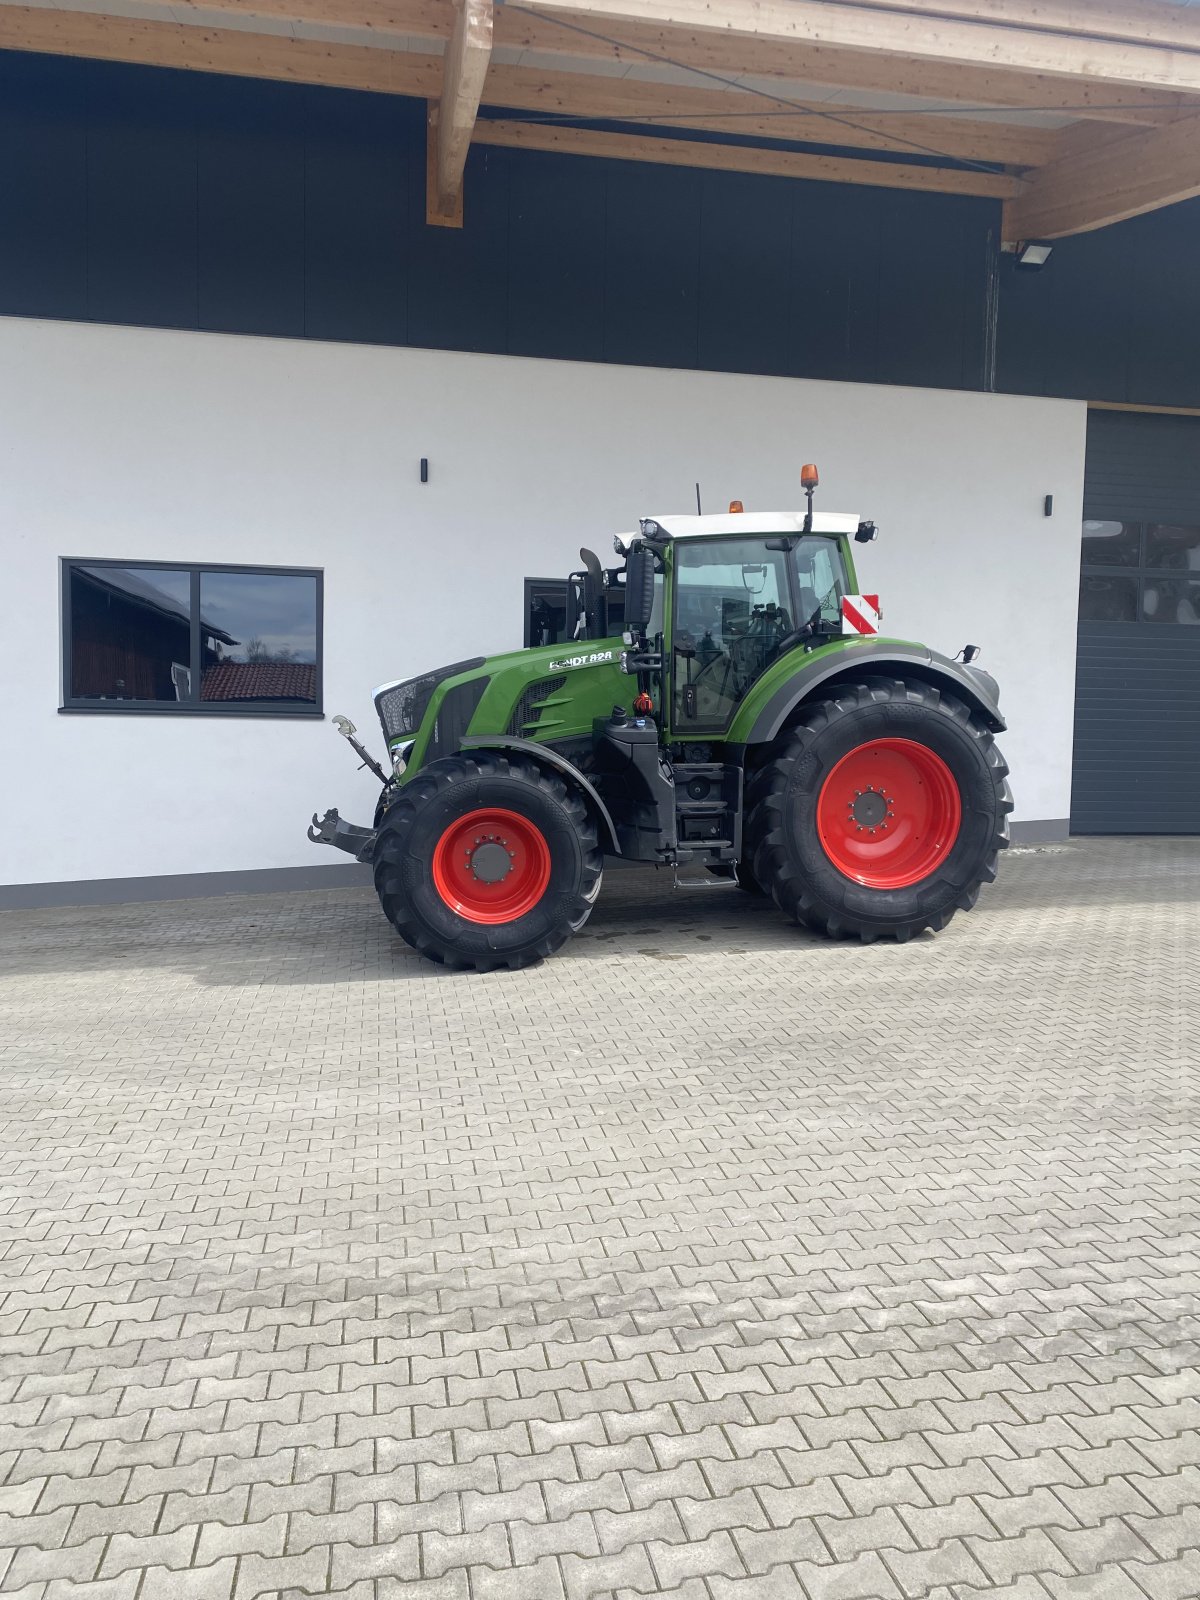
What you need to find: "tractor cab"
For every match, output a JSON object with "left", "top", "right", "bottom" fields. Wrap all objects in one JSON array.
[{"left": 606, "top": 502, "right": 878, "bottom": 745}]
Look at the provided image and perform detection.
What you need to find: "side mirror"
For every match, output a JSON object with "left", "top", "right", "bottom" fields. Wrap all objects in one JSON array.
[{"left": 624, "top": 544, "right": 656, "bottom": 632}]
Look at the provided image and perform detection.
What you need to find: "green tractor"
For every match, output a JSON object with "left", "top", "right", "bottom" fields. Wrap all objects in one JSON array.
[{"left": 310, "top": 471, "right": 1012, "bottom": 971}]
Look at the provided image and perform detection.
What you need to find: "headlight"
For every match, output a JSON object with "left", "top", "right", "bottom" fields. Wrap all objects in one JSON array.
[
  {"left": 390, "top": 739, "right": 415, "bottom": 775},
  {"left": 376, "top": 656, "right": 489, "bottom": 742},
  {"left": 376, "top": 674, "right": 439, "bottom": 739},
  {"left": 373, "top": 657, "right": 486, "bottom": 743}
]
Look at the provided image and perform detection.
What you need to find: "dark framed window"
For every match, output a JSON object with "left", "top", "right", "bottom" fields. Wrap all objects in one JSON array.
[
  {"left": 524, "top": 578, "right": 571, "bottom": 648},
  {"left": 1080, "top": 522, "right": 1200, "bottom": 626},
  {"left": 61, "top": 560, "right": 323, "bottom": 715},
  {"left": 523, "top": 575, "right": 627, "bottom": 648}
]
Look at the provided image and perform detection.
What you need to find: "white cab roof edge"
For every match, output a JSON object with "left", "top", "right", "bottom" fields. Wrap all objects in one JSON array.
[{"left": 640, "top": 511, "right": 861, "bottom": 539}]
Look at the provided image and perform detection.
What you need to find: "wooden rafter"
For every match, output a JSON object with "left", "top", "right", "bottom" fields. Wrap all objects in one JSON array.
[
  {"left": 0, "top": 6, "right": 444, "bottom": 95},
  {"left": 475, "top": 118, "right": 1021, "bottom": 199},
  {"left": 507, "top": 0, "right": 1200, "bottom": 96},
  {"left": 483, "top": 63, "right": 1055, "bottom": 169},
  {"left": 804, "top": 0, "right": 1200, "bottom": 54},
  {"left": 488, "top": 9, "right": 1182, "bottom": 126},
  {"left": 1003, "top": 114, "right": 1200, "bottom": 241},
  {"left": 0, "top": 1, "right": 1184, "bottom": 125},
  {"left": 427, "top": 0, "right": 493, "bottom": 225},
  {"left": 0, "top": 4, "right": 1056, "bottom": 169},
  {"left": 166, "top": 0, "right": 1200, "bottom": 59},
  {"left": 170, "top": 0, "right": 448, "bottom": 30}
]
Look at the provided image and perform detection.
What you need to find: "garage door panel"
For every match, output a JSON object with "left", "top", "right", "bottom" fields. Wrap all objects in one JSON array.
[
  {"left": 1072, "top": 615, "right": 1200, "bottom": 836},
  {"left": 1073, "top": 413, "right": 1200, "bottom": 835}
]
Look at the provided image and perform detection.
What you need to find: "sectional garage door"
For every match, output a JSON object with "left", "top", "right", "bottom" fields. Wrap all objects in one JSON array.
[{"left": 1071, "top": 411, "right": 1200, "bottom": 834}]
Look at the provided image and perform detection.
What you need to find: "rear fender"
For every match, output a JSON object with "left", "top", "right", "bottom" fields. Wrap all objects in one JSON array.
[
  {"left": 735, "top": 640, "right": 1006, "bottom": 747},
  {"left": 459, "top": 734, "right": 621, "bottom": 855}
]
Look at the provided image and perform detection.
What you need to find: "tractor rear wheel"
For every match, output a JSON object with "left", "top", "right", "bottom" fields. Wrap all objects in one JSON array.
[
  {"left": 747, "top": 677, "right": 1011, "bottom": 942},
  {"left": 373, "top": 752, "right": 603, "bottom": 971}
]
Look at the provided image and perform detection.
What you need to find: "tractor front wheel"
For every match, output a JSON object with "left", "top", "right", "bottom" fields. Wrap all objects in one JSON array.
[
  {"left": 373, "top": 752, "right": 603, "bottom": 971},
  {"left": 747, "top": 677, "right": 1011, "bottom": 942}
]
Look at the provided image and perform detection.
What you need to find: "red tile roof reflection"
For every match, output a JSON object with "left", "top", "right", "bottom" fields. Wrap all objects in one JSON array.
[{"left": 201, "top": 662, "right": 317, "bottom": 702}]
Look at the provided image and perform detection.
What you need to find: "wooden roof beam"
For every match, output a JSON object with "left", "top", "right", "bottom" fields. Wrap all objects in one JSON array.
[
  {"left": 809, "top": 0, "right": 1200, "bottom": 55},
  {"left": 484, "top": 62, "right": 1055, "bottom": 168},
  {"left": 489, "top": 10, "right": 1182, "bottom": 126},
  {"left": 0, "top": 6, "right": 1059, "bottom": 168},
  {"left": 0, "top": 6, "right": 444, "bottom": 94},
  {"left": 164, "top": 0, "right": 1200, "bottom": 60},
  {"left": 1003, "top": 113, "right": 1200, "bottom": 240},
  {"left": 428, "top": 0, "right": 493, "bottom": 225},
  {"left": 504, "top": 0, "right": 1200, "bottom": 97},
  {"left": 0, "top": 3, "right": 1179, "bottom": 126},
  {"left": 475, "top": 117, "right": 1022, "bottom": 198}
]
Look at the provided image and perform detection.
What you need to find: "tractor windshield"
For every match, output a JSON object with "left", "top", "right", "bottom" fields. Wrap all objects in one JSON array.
[{"left": 672, "top": 534, "right": 848, "bottom": 731}]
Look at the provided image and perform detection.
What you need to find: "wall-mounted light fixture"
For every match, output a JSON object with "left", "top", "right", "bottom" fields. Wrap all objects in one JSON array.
[{"left": 1015, "top": 240, "right": 1054, "bottom": 270}]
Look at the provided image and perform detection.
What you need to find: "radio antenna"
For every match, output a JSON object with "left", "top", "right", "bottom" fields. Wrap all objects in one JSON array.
[{"left": 695, "top": 482, "right": 702, "bottom": 515}]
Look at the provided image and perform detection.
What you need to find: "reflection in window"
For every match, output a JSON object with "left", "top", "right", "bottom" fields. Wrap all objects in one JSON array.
[
  {"left": 199, "top": 572, "right": 319, "bottom": 705},
  {"left": 69, "top": 567, "right": 195, "bottom": 702},
  {"left": 1081, "top": 521, "right": 1141, "bottom": 568},
  {"left": 1142, "top": 577, "right": 1200, "bottom": 626},
  {"left": 1079, "top": 573, "right": 1138, "bottom": 623},
  {"left": 1144, "top": 524, "right": 1200, "bottom": 571},
  {"left": 63, "top": 562, "right": 322, "bottom": 713}
]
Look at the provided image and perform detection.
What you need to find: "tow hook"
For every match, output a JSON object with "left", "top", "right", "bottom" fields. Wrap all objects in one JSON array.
[{"left": 307, "top": 808, "right": 376, "bottom": 863}]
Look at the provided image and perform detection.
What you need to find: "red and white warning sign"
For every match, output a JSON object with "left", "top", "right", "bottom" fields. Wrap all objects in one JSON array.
[{"left": 841, "top": 593, "right": 882, "bottom": 636}]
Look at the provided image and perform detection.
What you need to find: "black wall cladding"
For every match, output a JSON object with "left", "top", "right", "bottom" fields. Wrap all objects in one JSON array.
[
  {"left": 0, "top": 50, "right": 994, "bottom": 391},
  {"left": 4, "top": 49, "right": 1199, "bottom": 407}
]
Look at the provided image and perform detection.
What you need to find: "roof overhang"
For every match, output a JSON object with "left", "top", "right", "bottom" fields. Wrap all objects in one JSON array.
[{"left": 3, "top": 0, "right": 1199, "bottom": 239}]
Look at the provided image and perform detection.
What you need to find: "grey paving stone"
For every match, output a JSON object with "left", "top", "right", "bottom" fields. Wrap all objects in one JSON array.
[
  {"left": 560, "top": 1543, "right": 657, "bottom": 1600},
  {"left": 793, "top": 1550, "right": 905, "bottom": 1600},
  {"left": 1, "top": 840, "right": 1199, "bottom": 1600}
]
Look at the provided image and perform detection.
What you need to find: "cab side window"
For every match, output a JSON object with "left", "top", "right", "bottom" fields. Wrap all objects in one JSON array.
[
  {"left": 673, "top": 538, "right": 793, "bottom": 731},
  {"left": 792, "top": 538, "right": 847, "bottom": 629}
]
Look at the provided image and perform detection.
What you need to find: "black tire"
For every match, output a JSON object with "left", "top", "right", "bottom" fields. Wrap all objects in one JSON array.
[
  {"left": 373, "top": 751, "right": 603, "bottom": 972},
  {"left": 747, "top": 677, "right": 1012, "bottom": 943}
]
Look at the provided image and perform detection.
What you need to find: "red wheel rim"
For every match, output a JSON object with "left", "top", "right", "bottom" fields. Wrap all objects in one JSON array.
[
  {"left": 816, "top": 738, "right": 962, "bottom": 889},
  {"left": 431, "top": 807, "right": 552, "bottom": 924}
]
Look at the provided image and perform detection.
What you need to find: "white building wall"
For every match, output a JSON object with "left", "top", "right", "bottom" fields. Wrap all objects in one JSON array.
[{"left": 0, "top": 316, "right": 1087, "bottom": 895}]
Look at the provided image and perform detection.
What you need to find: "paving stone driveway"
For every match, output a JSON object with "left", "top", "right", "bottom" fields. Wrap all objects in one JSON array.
[{"left": 1, "top": 838, "right": 1199, "bottom": 1600}]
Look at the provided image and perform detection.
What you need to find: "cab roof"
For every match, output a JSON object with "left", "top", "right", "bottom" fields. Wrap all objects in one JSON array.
[{"left": 640, "top": 511, "right": 861, "bottom": 540}]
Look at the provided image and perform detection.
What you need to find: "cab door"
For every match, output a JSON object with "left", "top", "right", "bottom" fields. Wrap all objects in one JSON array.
[
  {"left": 669, "top": 536, "right": 797, "bottom": 737},
  {"left": 668, "top": 533, "right": 850, "bottom": 739}
]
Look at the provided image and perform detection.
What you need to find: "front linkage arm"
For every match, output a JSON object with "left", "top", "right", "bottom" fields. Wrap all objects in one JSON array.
[{"left": 307, "top": 808, "right": 376, "bottom": 864}]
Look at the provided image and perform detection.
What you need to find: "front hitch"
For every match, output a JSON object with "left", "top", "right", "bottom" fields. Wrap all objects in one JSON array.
[
  {"left": 332, "top": 714, "right": 389, "bottom": 784},
  {"left": 307, "top": 808, "right": 376, "bottom": 864}
]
